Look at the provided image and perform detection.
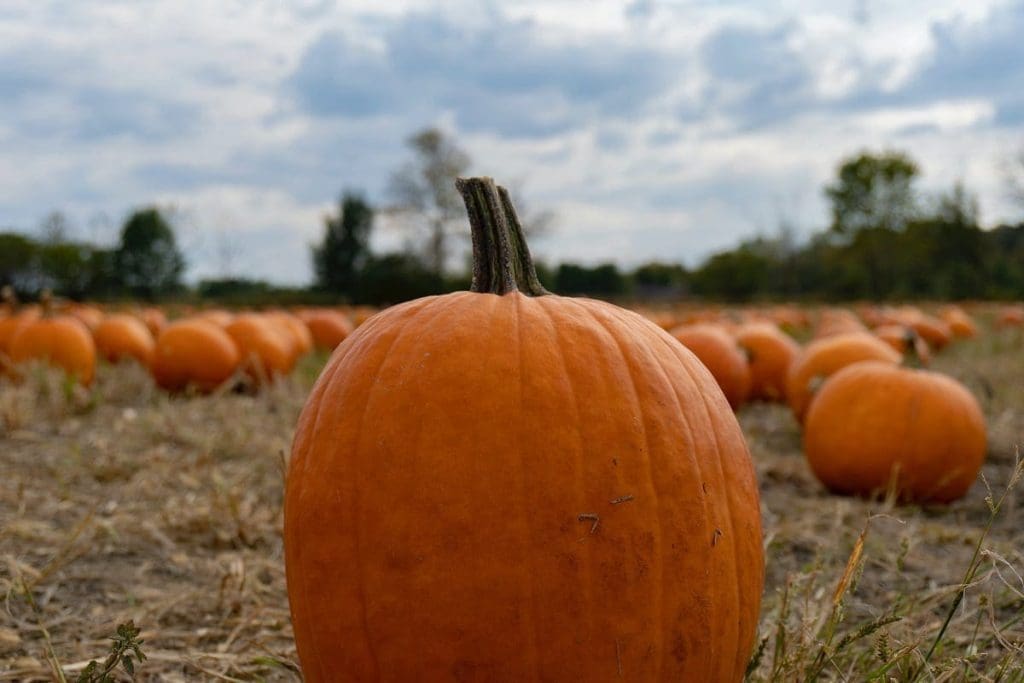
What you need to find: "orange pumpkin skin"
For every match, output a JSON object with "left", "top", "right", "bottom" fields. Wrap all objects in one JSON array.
[
  {"left": 94, "top": 314, "right": 155, "bottom": 367},
  {"left": 735, "top": 323, "right": 800, "bottom": 402},
  {"left": 67, "top": 304, "right": 104, "bottom": 331},
  {"left": 813, "top": 309, "right": 867, "bottom": 340},
  {"left": 671, "top": 323, "right": 752, "bottom": 410},
  {"left": 285, "top": 178, "right": 764, "bottom": 682},
  {"left": 304, "top": 311, "right": 354, "bottom": 350},
  {"left": 785, "top": 333, "right": 902, "bottom": 423},
  {"left": 151, "top": 319, "right": 240, "bottom": 392},
  {"left": 909, "top": 315, "right": 952, "bottom": 351},
  {"left": 139, "top": 307, "right": 167, "bottom": 337},
  {"left": 226, "top": 314, "right": 296, "bottom": 381},
  {"left": 939, "top": 307, "right": 978, "bottom": 338},
  {"left": 267, "top": 311, "right": 314, "bottom": 357},
  {"left": 9, "top": 316, "right": 96, "bottom": 385},
  {"left": 997, "top": 306, "right": 1024, "bottom": 328},
  {"left": 873, "top": 325, "right": 932, "bottom": 366},
  {"left": 0, "top": 308, "right": 40, "bottom": 356},
  {"left": 804, "top": 362, "right": 986, "bottom": 503}
]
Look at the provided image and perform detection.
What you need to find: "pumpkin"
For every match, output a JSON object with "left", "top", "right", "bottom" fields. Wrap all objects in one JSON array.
[
  {"left": 8, "top": 315, "right": 96, "bottom": 385},
  {"left": 908, "top": 314, "right": 952, "bottom": 351},
  {"left": 939, "top": 306, "right": 977, "bottom": 338},
  {"left": 67, "top": 304, "right": 104, "bottom": 331},
  {"left": 813, "top": 308, "right": 867, "bottom": 339},
  {"left": 785, "top": 333, "right": 901, "bottom": 423},
  {"left": 873, "top": 324, "right": 932, "bottom": 366},
  {"left": 195, "top": 309, "right": 234, "bottom": 328},
  {"left": 997, "top": 305, "right": 1024, "bottom": 328},
  {"left": 226, "top": 314, "right": 296, "bottom": 382},
  {"left": 671, "top": 323, "right": 751, "bottom": 410},
  {"left": 151, "top": 319, "right": 241, "bottom": 392},
  {"left": 93, "top": 314, "right": 156, "bottom": 367},
  {"left": 285, "top": 177, "right": 764, "bottom": 681},
  {"left": 735, "top": 323, "right": 800, "bottom": 402},
  {"left": 139, "top": 307, "right": 167, "bottom": 336},
  {"left": 266, "top": 311, "right": 314, "bottom": 357},
  {"left": 804, "top": 362, "right": 986, "bottom": 502},
  {"left": 303, "top": 310, "right": 354, "bottom": 350},
  {"left": 0, "top": 308, "right": 40, "bottom": 357}
]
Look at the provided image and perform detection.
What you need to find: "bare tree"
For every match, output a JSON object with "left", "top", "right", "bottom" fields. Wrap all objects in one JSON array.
[
  {"left": 388, "top": 128, "right": 471, "bottom": 276},
  {"left": 1005, "top": 146, "right": 1024, "bottom": 209}
]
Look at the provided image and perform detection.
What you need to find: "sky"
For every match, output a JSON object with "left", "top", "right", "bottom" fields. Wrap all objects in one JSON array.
[{"left": 1, "top": 0, "right": 1023, "bottom": 285}]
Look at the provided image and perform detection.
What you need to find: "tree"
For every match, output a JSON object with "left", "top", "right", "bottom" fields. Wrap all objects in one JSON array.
[
  {"left": 825, "top": 151, "right": 920, "bottom": 236},
  {"left": 115, "top": 207, "right": 185, "bottom": 300},
  {"left": 388, "top": 128, "right": 471, "bottom": 276},
  {"left": 312, "top": 192, "right": 373, "bottom": 299}
]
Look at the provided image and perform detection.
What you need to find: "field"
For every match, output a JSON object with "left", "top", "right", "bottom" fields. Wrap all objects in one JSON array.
[{"left": 2, "top": 313, "right": 1023, "bottom": 681}]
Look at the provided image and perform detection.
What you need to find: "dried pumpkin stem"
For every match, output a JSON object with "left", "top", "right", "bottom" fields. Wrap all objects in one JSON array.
[{"left": 456, "top": 176, "right": 548, "bottom": 296}]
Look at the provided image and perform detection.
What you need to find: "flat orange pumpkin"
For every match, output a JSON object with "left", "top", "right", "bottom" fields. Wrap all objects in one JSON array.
[
  {"left": 804, "top": 361, "right": 986, "bottom": 503},
  {"left": 9, "top": 315, "right": 96, "bottom": 385},
  {"left": 284, "top": 178, "right": 764, "bottom": 681}
]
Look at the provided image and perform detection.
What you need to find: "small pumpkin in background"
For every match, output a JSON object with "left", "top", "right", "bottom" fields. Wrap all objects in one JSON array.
[
  {"left": 939, "top": 306, "right": 978, "bottom": 338},
  {"left": 285, "top": 177, "right": 764, "bottom": 681},
  {"left": 266, "top": 311, "right": 314, "bottom": 358},
  {"left": 735, "top": 322, "right": 800, "bottom": 402},
  {"left": 671, "top": 323, "right": 751, "bottom": 410},
  {"left": 996, "top": 305, "right": 1024, "bottom": 328},
  {"left": 226, "top": 314, "right": 296, "bottom": 382},
  {"left": 66, "top": 304, "right": 104, "bottom": 332},
  {"left": 873, "top": 324, "right": 932, "bottom": 366},
  {"left": 804, "top": 362, "right": 986, "bottom": 503},
  {"left": 302, "top": 310, "right": 354, "bottom": 351},
  {"left": 94, "top": 314, "right": 156, "bottom": 367},
  {"left": 151, "top": 319, "right": 240, "bottom": 392},
  {"left": 786, "top": 332, "right": 902, "bottom": 423},
  {"left": 8, "top": 313, "right": 97, "bottom": 385},
  {"left": 813, "top": 308, "right": 867, "bottom": 339},
  {"left": 139, "top": 307, "right": 167, "bottom": 337},
  {"left": 908, "top": 314, "right": 952, "bottom": 351},
  {"left": 195, "top": 309, "right": 234, "bottom": 328}
]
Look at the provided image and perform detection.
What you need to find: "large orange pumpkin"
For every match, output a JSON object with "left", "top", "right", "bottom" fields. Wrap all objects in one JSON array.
[
  {"left": 226, "top": 314, "right": 296, "bottom": 382},
  {"left": 671, "top": 323, "right": 751, "bottom": 410},
  {"left": 9, "top": 315, "right": 96, "bottom": 385},
  {"left": 151, "top": 319, "right": 240, "bottom": 392},
  {"left": 785, "top": 333, "right": 901, "bottom": 423},
  {"left": 735, "top": 323, "right": 800, "bottom": 402},
  {"left": 94, "top": 314, "right": 156, "bottom": 367},
  {"left": 804, "top": 362, "right": 986, "bottom": 502},
  {"left": 285, "top": 178, "right": 764, "bottom": 681}
]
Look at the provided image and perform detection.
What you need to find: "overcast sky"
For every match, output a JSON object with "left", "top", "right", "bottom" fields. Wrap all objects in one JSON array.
[{"left": 2, "top": 0, "right": 1023, "bottom": 284}]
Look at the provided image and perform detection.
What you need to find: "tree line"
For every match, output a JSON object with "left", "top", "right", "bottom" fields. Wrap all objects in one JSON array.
[{"left": 3, "top": 132, "right": 1024, "bottom": 304}]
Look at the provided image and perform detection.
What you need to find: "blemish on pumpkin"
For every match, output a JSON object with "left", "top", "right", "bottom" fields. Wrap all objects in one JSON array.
[
  {"left": 610, "top": 494, "right": 634, "bottom": 505},
  {"left": 712, "top": 528, "right": 723, "bottom": 546},
  {"left": 577, "top": 513, "right": 600, "bottom": 534}
]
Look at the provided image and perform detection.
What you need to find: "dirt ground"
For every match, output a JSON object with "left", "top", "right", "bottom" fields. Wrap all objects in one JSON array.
[{"left": 1, "top": 321, "right": 1023, "bottom": 681}]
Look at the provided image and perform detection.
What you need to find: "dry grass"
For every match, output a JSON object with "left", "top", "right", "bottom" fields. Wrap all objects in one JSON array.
[{"left": 1, "top": 320, "right": 1022, "bottom": 681}]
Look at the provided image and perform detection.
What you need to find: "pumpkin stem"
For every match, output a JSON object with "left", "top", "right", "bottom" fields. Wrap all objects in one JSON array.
[{"left": 456, "top": 177, "right": 548, "bottom": 296}]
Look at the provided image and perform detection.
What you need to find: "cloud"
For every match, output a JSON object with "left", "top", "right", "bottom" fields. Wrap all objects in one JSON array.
[{"left": 288, "top": 10, "right": 680, "bottom": 138}]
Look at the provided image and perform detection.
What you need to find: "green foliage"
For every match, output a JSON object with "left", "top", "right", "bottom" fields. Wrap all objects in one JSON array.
[
  {"left": 554, "top": 262, "right": 628, "bottom": 297},
  {"left": 115, "top": 208, "right": 185, "bottom": 300},
  {"left": 0, "top": 232, "right": 39, "bottom": 292},
  {"left": 312, "top": 192, "right": 374, "bottom": 299},
  {"left": 358, "top": 253, "right": 446, "bottom": 304},
  {"left": 825, "top": 150, "right": 920, "bottom": 235},
  {"left": 74, "top": 620, "right": 146, "bottom": 682}
]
